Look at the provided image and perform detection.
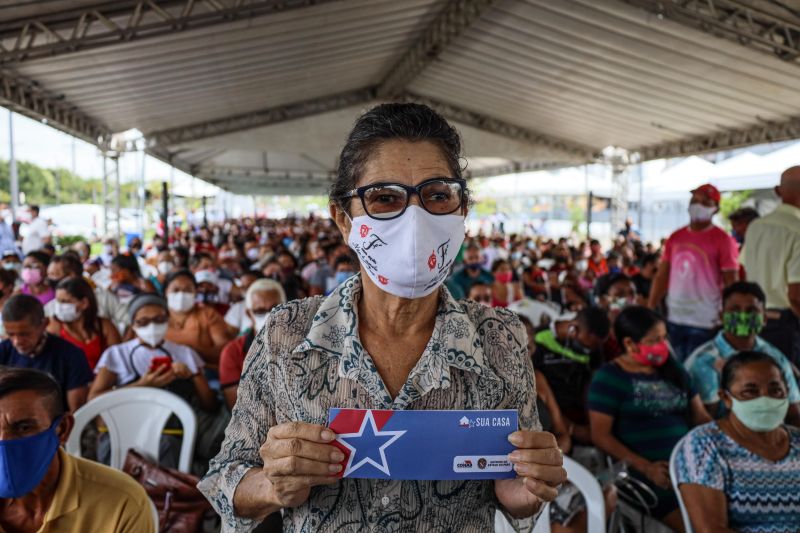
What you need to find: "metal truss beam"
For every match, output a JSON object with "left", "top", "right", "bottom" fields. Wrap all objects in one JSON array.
[
  {"left": 376, "top": 0, "right": 496, "bottom": 98},
  {"left": 463, "top": 160, "right": 567, "bottom": 179},
  {"left": 0, "top": 69, "right": 109, "bottom": 144},
  {"left": 199, "top": 167, "right": 334, "bottom": 181},
  {"left": 622, "top": 0, "right": 800, "bottom": 63},
  {"left": 404, "top": 93, "right": 598, "bottom": 161},
  {"left": 633, "top": 115, "right": 800, "bottom": 160},
  {"left": 0, "top": 0, "right": 339, "bottom": 64},
  {"left": 148, "top": 87, "right": 374, "bottom": 146}
]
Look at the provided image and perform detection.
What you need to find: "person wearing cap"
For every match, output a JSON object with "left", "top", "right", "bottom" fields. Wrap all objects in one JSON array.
[
  {"left": 648, "top": 184, "right": 739, "bottom": 361},
  {"left": 742, "top": 166, "right": 800, "bottom": 366},
  {"left": 90, "top": 293, "right": 223, "bottom": 472}
]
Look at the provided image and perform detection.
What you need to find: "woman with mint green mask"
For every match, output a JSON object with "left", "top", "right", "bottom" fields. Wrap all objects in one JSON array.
[{"left": 675, "top": 351, "right": 800, "bottom": 532}]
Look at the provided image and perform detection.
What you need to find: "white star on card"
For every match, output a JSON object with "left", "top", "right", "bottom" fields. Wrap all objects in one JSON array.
[{"left": 336, "top": 410, "right": 406, "bottom": 477}]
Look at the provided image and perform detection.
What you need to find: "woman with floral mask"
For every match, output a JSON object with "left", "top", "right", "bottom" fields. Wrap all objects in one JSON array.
[
  {"left": 675, "top": 351, "right": 800, "bottom": 531},
  {"left": 199, "top": 103, "right": 565, "bottom": 532},
  {"left": 19, "top": 251, "right": 54, "bottom": 305},
  {"left": 490, "top": 258, "right": 523, "bottom": 308},
  {"left": 162, "top": 269, "right": 234, "bottom": 367},
  {"left": 588, "top": 306, "right": 711, "bottom": 531},
  {"left": 46, "top": 277, "right": 120, "bottom": 370}
]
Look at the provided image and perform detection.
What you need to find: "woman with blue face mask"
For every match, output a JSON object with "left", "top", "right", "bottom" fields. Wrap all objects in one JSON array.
[{"left": 675, "top": 350, "right": 800, "bottom": 532}]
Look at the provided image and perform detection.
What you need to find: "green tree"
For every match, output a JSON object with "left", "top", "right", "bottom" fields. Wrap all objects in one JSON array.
[{"left": 719, "top": 190, "right": 753, "bottom": 228}]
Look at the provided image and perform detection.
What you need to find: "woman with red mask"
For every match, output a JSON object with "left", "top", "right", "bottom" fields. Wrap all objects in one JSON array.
[
  {"left": 490, "top": 258, "right": 522, "bottom": 308},
  {"left": 588, "top": 306, "right": 711, "bottom": 532}
]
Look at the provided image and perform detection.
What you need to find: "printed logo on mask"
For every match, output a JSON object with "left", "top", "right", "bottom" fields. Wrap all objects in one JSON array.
[
  {"left": 428, "top": 251, "right": 437, "bottom": 271},
  {"left": 378, "top": 275, "right": 389, "bottom": 285},
  {"left": 360, "top": 225, "right": 371, "bottom": 238}
]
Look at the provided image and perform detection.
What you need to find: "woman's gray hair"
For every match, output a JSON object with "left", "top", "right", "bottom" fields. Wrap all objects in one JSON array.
[
  {"left": 246, "top": 279, "right": 287, "bottom": 308},
  {"left": 330, "top": 102, "right": 468, "bottom": 212}
]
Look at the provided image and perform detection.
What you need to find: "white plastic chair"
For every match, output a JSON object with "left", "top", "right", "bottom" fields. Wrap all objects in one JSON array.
[
  {"left": 149, "top": 498, "right": 160, "bottom": 532},
  {"left": 496, "top": 455, "right": 606, "bottom": 533},
  {"left": 669, "top": 435, "right": 694, "bottom": 533},
  {"left": 66, "top": 387, "right": 197, "bottom": 473}
]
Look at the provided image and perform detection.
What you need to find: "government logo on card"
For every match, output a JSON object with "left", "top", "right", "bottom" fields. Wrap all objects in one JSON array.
[{"left": 478, "top": 458, "right": 487, "bottom": 470}]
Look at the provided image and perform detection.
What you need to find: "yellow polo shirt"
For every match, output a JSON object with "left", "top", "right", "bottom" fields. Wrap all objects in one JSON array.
[
  {"left": 742, "top": 203, "right": 800, "bottom": 309},
  {"left": 0, "top": 449, "right": 155, "bottom": 533}
]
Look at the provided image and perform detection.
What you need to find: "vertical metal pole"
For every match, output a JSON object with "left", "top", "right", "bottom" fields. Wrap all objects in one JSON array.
[
  {"left": 55, "top": 169, "right": 61, "bottom": 205},
  {"left": 586, "top": 191, "right": 593, "bottom": 240},
  {"left": 114, "top": 156, "right": 121, "bottom": 243},
  {"left": 139, "top": 151, "right": 146, "bottom": 238},
  {"left": 202, "top": 196, "right": 208, "bottom": 228},
  {"left": 161, "top": 181, "right": 169, "bottom": 242},
  {"left": 8, "top": 111, "right": 19, "bottom": 221},
  {"left": 638, "top": 162, "right": 644, "bottom": 231},
  {"left": 102, "top": 154, "right": 109, "bottom": 236}
]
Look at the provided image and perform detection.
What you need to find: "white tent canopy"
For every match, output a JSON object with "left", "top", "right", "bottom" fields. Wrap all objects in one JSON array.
[{"left": 2, "top": 0, "right": 800, "bottom": 195}]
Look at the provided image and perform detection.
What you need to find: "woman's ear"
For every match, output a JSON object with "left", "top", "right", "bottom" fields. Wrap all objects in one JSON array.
[
  {"left": 719, "top": 388, "right": 733, "bottom": 411},
  {"left": 329, "top": 202, "right": 351, "bottom": 241}
]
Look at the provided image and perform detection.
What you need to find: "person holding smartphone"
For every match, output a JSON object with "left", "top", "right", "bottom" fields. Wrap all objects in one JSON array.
[{"left": 89, "top": 294, "right": 223, "bottom": 472}]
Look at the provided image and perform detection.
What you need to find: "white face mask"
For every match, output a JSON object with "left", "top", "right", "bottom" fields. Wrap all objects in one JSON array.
[
  {"left": 246, "top": 248, "right": 260, "bottom": 261},
  {"left": 157, "top": 261, "right": 174, "bottom": 275},
  {"left": 251, "top": 312, "right": 268, "bottom": 332},
  {"left": 347, "top": 206, "right": 465, "bottom": 299},
  {"left": 167, "top": 291, "right": 195, "bottom": 313},
  {"left": 133, "top": 323, "right": 168, "bottom": 348},
  {"left": 54, "top": 302, "right": 81, "bottom": 323},
  {"left": 689, "top": 203, "right": 716, "bottom": 223}
]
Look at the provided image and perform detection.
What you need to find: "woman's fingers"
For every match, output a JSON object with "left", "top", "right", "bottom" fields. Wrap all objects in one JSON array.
[
  {"left": 265, "top": 456, "right": 342, "bottom": 477},
  {"left": 266, "top": 438, "right": 344, "bottom": 464},
  {"left": 523, "top": 477, "right": 559, "bottom": 502},
  {"left": 512, "top": 463, "right": 567, "bottom": 485},
  {"left": 268, "top": 421, "right": 336, "bottom": 443}
]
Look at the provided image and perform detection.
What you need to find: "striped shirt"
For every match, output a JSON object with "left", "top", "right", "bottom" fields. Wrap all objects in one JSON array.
[
  {"left": 588, "top": 361, "right": 694, "bottom": 461},
  {"left": 675, "top": 422, "right": 800, "bottom": 532}
]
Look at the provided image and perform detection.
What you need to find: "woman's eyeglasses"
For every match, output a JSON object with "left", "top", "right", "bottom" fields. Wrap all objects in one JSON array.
[
  {"left": 339, "top": 178, "right": 466, "bottom": 221},
  {"left": 133, "top": 315, "right": 169, "bottom": 328}
]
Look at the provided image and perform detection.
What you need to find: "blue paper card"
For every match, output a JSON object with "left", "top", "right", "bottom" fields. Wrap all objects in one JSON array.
[{"left": 327, "top": 408, "right": 519, "bottom": 480}]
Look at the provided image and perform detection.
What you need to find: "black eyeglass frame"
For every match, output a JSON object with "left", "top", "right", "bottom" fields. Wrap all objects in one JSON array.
[{"left": 338, "top": 177, "right": 468, "bottom": 221}]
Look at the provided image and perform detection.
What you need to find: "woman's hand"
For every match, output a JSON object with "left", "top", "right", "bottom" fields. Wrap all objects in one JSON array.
[
  {"left": 496, "top": 431, "right": 567, "bottom": 519},
  {"left": 137, "top": 364, "right": 176, "bottom": 388},
  {"left": 259, "top": 422, "right": 343, "bottom": 508},
  {"left": 172, "top": 362, "right": 193, "bottom": 379},
  {"left": 642, "top": 460, "right": 671, "bottom": 489}
]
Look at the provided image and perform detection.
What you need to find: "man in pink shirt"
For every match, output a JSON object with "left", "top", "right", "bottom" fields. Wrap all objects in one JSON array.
[{"left": 648, "top": 184, "right": 739, "bottom": 361}]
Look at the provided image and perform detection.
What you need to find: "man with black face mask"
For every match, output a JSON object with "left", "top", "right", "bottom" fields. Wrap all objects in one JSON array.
[
  {"left": 449, "top": 244, "right": 494, "bottom": 298},
  {"left": 533, "top": 307, "right": 610, "bottom": 444}
]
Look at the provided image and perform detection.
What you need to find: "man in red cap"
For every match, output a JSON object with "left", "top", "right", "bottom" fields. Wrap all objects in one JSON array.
[{"left": 648, "top": 183, "right": 739, "bottom": 361}]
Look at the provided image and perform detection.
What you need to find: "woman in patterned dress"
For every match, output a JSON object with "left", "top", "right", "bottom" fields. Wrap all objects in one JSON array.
[
  {"left": 675, "top": 351, "right": 800, "bottom": 532},
  {"left": 198, "top": 103, "right": 567, "bottom": 532}
]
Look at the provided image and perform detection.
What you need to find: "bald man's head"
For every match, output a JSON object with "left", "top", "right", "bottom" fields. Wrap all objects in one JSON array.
[{"left": 778, "top": 166, "right": 800, "bottom": 208}]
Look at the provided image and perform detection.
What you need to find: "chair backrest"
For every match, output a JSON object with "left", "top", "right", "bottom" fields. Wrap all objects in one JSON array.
[
  {"left": 66, "top": 387, "right": 197, "bottom": 473},
  {"left": 496, "top": 456, "right": 605, "bottom": 533},
  {"left": 669, "top": 434, "right": 694, "bottom": 533},
  {"left": 149, "top": 498, "right": 160, "bottom": 532}
]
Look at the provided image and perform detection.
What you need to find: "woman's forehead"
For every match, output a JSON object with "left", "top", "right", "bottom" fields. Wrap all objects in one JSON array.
[{"left": 358, "top": 140, "right": 451, "bottom": 187}]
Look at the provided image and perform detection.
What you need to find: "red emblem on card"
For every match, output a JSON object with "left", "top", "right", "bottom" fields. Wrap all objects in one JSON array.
[
  {"left": 378, "top": 275, "right": 389, "bottom": 285},
  {"left": 360, "top": 225, "right": 370, "bottom": 238},
  {"left": 428, "top": 251, "right": 437, "bottom": 271}
]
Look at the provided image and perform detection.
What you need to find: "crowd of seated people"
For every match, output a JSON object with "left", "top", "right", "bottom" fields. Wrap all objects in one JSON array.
[{"left": 0, "top": 184, "right": 799, "bottom": 532}]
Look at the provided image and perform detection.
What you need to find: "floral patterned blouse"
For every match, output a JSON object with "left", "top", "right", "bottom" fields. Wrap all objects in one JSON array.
[{"left": 198, "top": 274, "right": 539, "bottom": 532}]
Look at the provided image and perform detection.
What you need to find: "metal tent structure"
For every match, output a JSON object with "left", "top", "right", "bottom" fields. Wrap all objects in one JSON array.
[{"left": 2, "top": 0, "right": 800, "bottom": 199}]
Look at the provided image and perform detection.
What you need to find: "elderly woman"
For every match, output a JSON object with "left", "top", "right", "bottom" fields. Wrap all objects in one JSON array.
[
  {"left": 199, "top": 103, "right": 565, "bottom": 531},
  {"left": 675, "top": 351, "right": 800, "bottom": 531}
]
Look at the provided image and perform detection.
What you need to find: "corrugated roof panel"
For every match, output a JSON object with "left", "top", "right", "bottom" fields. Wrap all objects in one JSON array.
[
  {"left": 411, "top": 0, "right": 800, "bottom": 150},
  {"left": 13, "top": 0, "right": 445, "bottom": 132}
]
